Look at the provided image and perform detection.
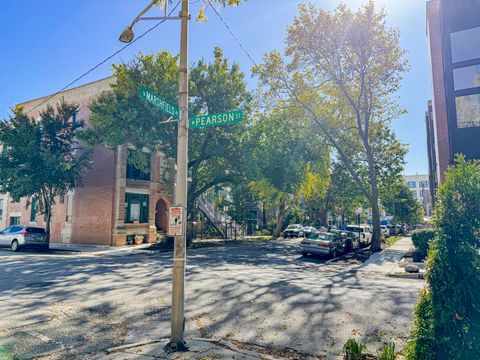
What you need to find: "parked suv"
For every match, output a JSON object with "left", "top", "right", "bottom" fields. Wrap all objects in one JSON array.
[
  {"left": 0, "top": 226, "right": 49, "bottom": 252},
  {"left": 345, "top": 225, "right": 372, "bottom": 247},
  {"left": 283, "top": 224, "right": 304, "bottom": 238}
]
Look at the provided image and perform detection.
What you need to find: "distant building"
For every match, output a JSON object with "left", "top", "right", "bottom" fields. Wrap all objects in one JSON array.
[
  {"left": 404, "top": 174, "right": 433, "bottom": 217},
  {"left": 426, "top": 0, "right": 480, "bottom": 190},
  {"left": 7, "top": 77, "right": 174, "bottom": 246}
]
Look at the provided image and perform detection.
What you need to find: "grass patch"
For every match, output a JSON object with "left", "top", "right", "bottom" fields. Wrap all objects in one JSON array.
[{"left": 383, "top": 235, "right": 403, "bottom": 246}]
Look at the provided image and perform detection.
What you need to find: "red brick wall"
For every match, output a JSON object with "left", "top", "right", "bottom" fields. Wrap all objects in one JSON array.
[
  {"left": 71, "top": 146, "right": 115, "bottom": 246},
  {"left": 427, "top": 0, "right": 451, "bottom": 185}
]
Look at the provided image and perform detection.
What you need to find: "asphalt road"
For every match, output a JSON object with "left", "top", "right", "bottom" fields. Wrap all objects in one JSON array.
[{"left": 0, "top": 238, "right": 424, "bottom": 359}]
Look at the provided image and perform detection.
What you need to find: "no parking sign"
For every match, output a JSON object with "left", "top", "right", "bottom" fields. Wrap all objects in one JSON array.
[{"left": 168, "top": 206, "right": 184, "bottom": 236}]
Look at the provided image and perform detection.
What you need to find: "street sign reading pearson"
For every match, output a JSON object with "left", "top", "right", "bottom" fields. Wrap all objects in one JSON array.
[
  {"left": 189, "top": 109, "right": 243, "bottom": 129},
  {"left": 140, "top": 86, "right": 179, "bottom": 119},
  {"left": 168, "top": 206, "right": 184, "bottom": 236}
]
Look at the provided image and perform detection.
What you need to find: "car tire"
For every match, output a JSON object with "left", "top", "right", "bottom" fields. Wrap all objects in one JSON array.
[
  {"left": 11, "top": 240, "right": 20, "bottom": 252},
  {"left": 302, "top": 251, "right": 308, "bottom": 257}
]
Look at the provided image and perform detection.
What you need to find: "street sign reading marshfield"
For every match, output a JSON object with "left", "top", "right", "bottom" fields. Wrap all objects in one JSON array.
[
  {"left": 189, "top": 109, "right": 243, "bottom": 129},
  {"left": 140, "top": 86, "right": 179, "bottom": 119}
]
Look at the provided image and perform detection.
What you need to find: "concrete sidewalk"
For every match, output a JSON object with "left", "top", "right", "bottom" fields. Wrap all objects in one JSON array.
[
  {"left": 49, "top": 242, "right": 153, "bottom": 256},
  {"left": 355, "top": 237, "right": 414, "bottom": 275}
]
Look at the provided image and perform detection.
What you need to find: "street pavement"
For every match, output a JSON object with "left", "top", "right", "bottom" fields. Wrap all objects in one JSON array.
[{"left": 0, "top": 238, "right": 424, "bottom": 359}]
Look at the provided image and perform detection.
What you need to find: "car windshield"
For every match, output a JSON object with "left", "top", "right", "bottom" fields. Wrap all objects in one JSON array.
[
  {"left": 309, "top": 233, "right": 332, "bottom": 241},
  {"left": 286, "top": 225, "right": 299, "bottom": 229}
]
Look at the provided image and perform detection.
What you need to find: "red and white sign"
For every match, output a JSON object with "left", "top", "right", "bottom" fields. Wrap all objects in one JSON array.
[{"left": 168, "top": 206, "right": 184, "bottom": 236}]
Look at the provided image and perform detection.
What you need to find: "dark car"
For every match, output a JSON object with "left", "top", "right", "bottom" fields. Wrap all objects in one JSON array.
[
  {"left": 283, "top": 224, "right": 305, "bottom": 238},
  {"left": 329, "top": 229, "right": 360, "bottom": 252},
  {"left": 0, "top": 226, "right": 49, "bottom": 252}
]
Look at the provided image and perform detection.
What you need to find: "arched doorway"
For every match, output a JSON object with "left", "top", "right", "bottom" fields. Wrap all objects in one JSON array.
[{"left": 155, "top": 199, "right": 169, "bottom": 232}]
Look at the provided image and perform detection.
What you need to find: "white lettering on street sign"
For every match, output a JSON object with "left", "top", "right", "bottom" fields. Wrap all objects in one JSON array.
[{"left": 168, "top": 206, "right": 183, "bottom": 236}]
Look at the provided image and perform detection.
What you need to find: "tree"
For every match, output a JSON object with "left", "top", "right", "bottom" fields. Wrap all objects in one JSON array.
[
  {"left": 247, "top": 110, "right": 329, "bottom": 237},
  {"left": 0, "top": 102, "right": 90, "bottom": 238},
  {"left": 254, "top": 1, "right": 408, "bottom": 251},
  {"left": 85, "top": 48, "right": 251, "bottom": 239},
  {"left": 382, "top": 181, "right": 421, "bottom": 226}
]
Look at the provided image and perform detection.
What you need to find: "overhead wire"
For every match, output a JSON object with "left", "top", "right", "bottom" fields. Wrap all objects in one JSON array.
[{"left": 26, "top": 0, "right": 181, "bottom": 115}]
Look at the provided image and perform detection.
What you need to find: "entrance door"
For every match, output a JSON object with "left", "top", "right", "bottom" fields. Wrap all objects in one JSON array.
[{"left": 155, "top": 199, "right": 168, "bottom": 232}]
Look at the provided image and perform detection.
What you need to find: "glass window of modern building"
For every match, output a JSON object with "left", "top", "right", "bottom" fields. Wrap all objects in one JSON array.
[
  {"left": 455, "top": 94, "right": 480, "bottom": 128},
  {"left": 453, "top": 64, "right": 480, "bottom": 90},
  {"left": 450, "top": 26, "right": 480, "bottom": 63}
]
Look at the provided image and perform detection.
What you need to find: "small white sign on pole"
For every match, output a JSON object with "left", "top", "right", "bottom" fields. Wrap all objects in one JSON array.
[
  {"left": 168, "top": 206, "right": 183, "bottom": 236},
  {"left": 355, "top": 207, "right": 363, "bottom": 215}
]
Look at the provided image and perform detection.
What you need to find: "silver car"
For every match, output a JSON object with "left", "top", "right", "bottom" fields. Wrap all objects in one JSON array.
[
  {"left": 0, "top": 226, "right": 49, "bottom": 252},
  {"left": 300, "top": 232, "right": 345, "bottom": 258}
]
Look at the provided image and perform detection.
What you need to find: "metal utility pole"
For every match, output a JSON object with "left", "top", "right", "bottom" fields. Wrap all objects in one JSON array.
[
  {"left": 167, "top": 0, "right": 189, "bottom": 351},
  {"left": 120, "top": 0, "right": 190, "bottom": 352}
]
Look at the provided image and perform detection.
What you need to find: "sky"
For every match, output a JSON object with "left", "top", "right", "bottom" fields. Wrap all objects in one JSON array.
[{"left": 0, "top": 0, "right": 430, "bottom": 174}]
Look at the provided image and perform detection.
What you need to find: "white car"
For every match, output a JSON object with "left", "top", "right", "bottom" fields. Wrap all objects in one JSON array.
[
  {"left": 381, "top": 225, "right": 390, "bottom": 238},
  {"left": 345, "top": 225, "right": 372, "bottom": 247}
]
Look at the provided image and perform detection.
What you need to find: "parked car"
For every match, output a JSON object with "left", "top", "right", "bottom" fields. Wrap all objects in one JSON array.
[
  {"left": 330, "top": 229, "right": 360, "bottom": 252},
  {"left": 283, "top": 224, "right": 305, "bottom": 238},
  {"left": 303, "top": 226, "right": 318, "bottom": 238},
  {"left": 387, "top": 225, "right": 396, "bottom": 236},
  {"left": 300, "top": 232, "right": 345, "bottom": 258},
  {"left": 380, "top": 225, "right": 390, "bottom": 238},
  {"left": 0, "top": 226, "right": 49, "bottom": 252},
  {"left": 345, "top": 225, "right": 372, "bottom": 247}
]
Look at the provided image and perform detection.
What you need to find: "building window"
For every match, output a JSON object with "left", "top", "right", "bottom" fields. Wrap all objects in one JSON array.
[
  {"left": 455, "top": 94, "right": 480, "bottom": 128},
  {"left": 419, "top": 189, "right": 425, "bottom": 198},
  {"left": 126, "top": 150, "right": 151, "bottom": 181},
  {"left": 0, "top": 199, "right": 3, "bottom": 220},
  {"left": 453, "top": 65, "right": 480, "bottom": 90},
  {"left": 407, "top": 181, "right": 416, "bottom": 189},
  {"left": 30, "top": 198, "right": 38, "bottom": 222},
  {"left": 125, "top": 193, "right": 149, "bottom": 223},
  {"left": 410, "top": 190, "right": 417, "bottom": 198},
  {"left": 10, "top": 216, "right": 20, "bottom": 226},
  {"left": 419, "top": 180, "right": 428, "bottom": 188},
  {"left": 450, "top": 26, "right": 480, "bottom": 63}
]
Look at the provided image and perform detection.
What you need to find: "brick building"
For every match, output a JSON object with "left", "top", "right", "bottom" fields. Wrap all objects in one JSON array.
[
  {"left": 426, "top": 0, "right": 480, "bottom": 190},
  {"left": 7, "top": 77, "right": 174, "bottom": 246}
]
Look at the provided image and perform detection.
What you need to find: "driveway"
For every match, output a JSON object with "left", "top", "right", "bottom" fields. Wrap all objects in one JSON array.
[{"left": 0, "top": 238, "right": 424, "bottom": 359}]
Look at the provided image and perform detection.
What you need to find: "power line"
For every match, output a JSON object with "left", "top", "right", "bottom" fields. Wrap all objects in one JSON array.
[
  {"left": 206, "top": 0, "right": 291, "bottom": 109},
  {"left": 26, "top": 0, "right": 181, "bottom": 115}
]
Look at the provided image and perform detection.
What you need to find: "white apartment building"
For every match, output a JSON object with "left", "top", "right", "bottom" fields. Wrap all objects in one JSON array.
[{"left": 404, "top": 174, "right": 433, "bottom": 217}]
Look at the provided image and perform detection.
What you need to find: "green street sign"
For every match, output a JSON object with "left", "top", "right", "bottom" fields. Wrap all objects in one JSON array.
[
  {"left": 189, "top": 110, "right": 244, "bottom": 129},
  {"left": 139, "top": 86, "right": 179, "bottom": 119}
]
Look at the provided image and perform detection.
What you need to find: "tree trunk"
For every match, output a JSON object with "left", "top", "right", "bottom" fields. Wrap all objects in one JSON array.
[
  {"left": 366, "top": 151, "right": 382, "bottom": 252},
  {"left": 273, "top": 201, "right": 287, "bottom": 238},
  {"left": 44, "top": 202, "right": 52, "bottom": 242}
]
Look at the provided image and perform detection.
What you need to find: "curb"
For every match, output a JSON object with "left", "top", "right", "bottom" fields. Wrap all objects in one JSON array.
[{"left": 387, "top": 272, "right": 425, "bottom": 280}]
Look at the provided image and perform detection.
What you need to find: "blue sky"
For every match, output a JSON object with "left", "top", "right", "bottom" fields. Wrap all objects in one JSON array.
[{"left": 0, "top": 0, "right": 429, "bottom": 174}]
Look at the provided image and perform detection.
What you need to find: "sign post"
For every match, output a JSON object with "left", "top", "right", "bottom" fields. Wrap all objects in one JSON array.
[{"left": 355, "top": 207, "right": 362, "bottom": 243}]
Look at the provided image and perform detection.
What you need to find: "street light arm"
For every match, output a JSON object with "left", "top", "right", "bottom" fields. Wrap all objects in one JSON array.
[{"left": 128, "top": 0, "right": 159, "bottom": 29}]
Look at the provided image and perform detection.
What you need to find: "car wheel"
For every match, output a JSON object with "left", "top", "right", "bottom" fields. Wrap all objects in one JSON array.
[
  {"left": 345, "top": 241, "right": 353, "bottom": 253},
  {"left": 11, "top": 240, "right": 20, "bottom": 252},
  {"left": 302, "top": 251, "right": 308, "bottom": 257}
]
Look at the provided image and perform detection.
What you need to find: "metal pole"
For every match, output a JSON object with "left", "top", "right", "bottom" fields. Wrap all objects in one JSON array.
[{"left": 167, "top": 0, "right": 189, "bottom": 351}]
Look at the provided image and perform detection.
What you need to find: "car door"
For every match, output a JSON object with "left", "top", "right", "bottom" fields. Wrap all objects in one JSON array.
[{"left": 0, "top": 227, "right": 11, "bottom": 247}]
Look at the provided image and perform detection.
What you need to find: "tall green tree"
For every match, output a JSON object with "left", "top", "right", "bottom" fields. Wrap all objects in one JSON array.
[
  {"left": 254, "top": 1, "right": 408, "bottom": 251},
  {"left": 0, "top": 102, "right": 90, "bottom": 238},
  {"left": 382, "top": 181, "right": 421, "bottom": 226},
  {"left": 85, "top": 48, "right": 251, "bottom": 232},
  {"left": 247, "top": 110, "right": 329, "bottom": 237}
]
